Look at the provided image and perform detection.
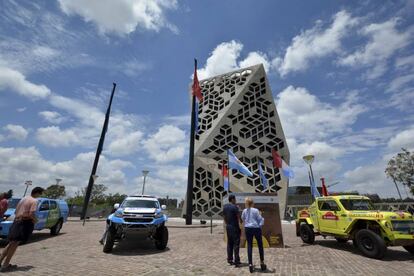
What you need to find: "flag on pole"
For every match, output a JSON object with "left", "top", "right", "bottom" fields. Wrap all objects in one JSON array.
[
  {"left": 272, "top": 148, "right": 283, "bottom": 168},
  {"left": 192, "top": 59, "right": 203, "bottom": 102},
  {"left": 258, "top": 160, "right": 268, "bottom": 189},
  {"left": 222, "top": 162, "right": 229, "bottom": 191},
  {"left": 281, "top": 159, "right": 294, "bottom": 179},
  {"left": 310, "top": 172, "right": 320, "bottom": 198},
  {"left": 321, "top": 178, "right": 328, "bottom": 196},
  {"left": 228, "top": 149, "right": 253, "bottom": 177}
]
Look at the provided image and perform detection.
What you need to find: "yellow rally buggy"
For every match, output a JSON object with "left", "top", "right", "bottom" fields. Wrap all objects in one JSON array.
[{"left": 296, "top": 195, "right": 414, "bottom": 259}]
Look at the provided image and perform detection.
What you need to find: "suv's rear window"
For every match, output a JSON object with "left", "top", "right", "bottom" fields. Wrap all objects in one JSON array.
[
  {"left": 122, "top": 200, "right": 159, "bottom": 209},
  {"left": 340, "top": 199, "right": 374, "bottom": 211}
]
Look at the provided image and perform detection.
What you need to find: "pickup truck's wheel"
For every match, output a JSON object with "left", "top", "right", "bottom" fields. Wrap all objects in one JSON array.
[
  {"left": 355, "top": 229, "right": 386, "bottom": 259},
  {"left": 103, "top": 228, "right": 115, "bottom": 253},
  {"left": 299, "top": 224, "right": 315, "bottom": 244},
  {"left": 155, "top": 225, "right": 168, "bottom": 250},
  {"left": 403, "top": 244, "right": 414, "bottom": 255},
  {"left": 335, "top": 237, "right": 348, "bottom": 243},
  {"left": 50, "top": 220, "right": 63, "bottom": 236}
]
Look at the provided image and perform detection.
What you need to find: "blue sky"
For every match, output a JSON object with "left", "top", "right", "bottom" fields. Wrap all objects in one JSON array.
[{"left": 0, "top": 0, "right": 413, "bottom": 199}]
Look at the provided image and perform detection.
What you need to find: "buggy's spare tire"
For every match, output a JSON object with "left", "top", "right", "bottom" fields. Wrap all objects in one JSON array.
[
  {"left": 355, "top": 229, "right": 386, "bottom": 259},
  {"left": 155, "top": 225, "right": 168, "bottom": 250},
  {"left": 299, "top": 224, "right": 315, "bottom": 244}
]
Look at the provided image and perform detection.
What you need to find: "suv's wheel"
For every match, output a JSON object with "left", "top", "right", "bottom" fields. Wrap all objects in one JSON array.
[
  {"left": 155, "top": 225, "right": 168, "bottom": 250},
  {"left": 335, "top": 237, "right": 348, "bottom": 243},
  {"left": 355, "top": 229, "right": 386, "bottom": 259},
  {"left": 403, "top": 244, "right": 414, "bottom": 255},
  {"left": 103, "top": 227, "right": 115, "bottom": 253},
  {"left": 50, "top": 220, "right": 63, "bottom": 236},
  {"left": 299, "top": 224, "right": 315, "bottom": 244}
]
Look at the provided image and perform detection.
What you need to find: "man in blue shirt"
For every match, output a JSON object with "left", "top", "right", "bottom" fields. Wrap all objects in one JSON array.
[{"left": 223, "top": 194, "right": 241, "bottom": 266}]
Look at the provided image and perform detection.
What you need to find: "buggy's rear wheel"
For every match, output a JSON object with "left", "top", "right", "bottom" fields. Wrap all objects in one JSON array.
[{"left": 299, "top": 224, "right": 315, "bottom": 244}]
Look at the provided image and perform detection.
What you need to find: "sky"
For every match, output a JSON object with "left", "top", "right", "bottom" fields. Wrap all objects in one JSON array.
[{"left": 0, "top": 0, "right": 413, "bottom": 200}]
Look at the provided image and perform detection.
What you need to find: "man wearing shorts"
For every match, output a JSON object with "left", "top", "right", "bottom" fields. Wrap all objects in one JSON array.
[{"left": 0, "top": 187, "right": 44, "bottom": 272}]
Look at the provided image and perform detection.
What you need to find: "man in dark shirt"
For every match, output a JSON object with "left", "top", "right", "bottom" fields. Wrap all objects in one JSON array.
[{"left": 223, "top": 194, "right": 241, "bottom": 266}]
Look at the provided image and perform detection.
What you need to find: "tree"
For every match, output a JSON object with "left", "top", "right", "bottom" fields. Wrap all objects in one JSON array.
[
  {"left": 43, "top": 184, "right": 66, "bottom": 199},
  {"left": 106, "top": 193, "right": 127, "bottom": 206},
  {"left": 385, "top": 148, "right": 414, "bottom": 198}
]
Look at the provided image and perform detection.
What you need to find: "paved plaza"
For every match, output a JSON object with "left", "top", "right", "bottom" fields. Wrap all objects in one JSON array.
[{"left": 0, "top": 219, "right": 413, "bottom": 275}]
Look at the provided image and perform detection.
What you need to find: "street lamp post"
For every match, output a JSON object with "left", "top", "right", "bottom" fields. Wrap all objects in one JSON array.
[
  {"left": 303, "top": 155, "right": 315, "bottom": 201},
  {"left": 23, "top": 180, "right": 32, "bottom": 197},
  {"left": 141, "top": 170, "right": 150, "bottom": 195},
  {"left": 56, "top": 178, "right": 62, "bottom": 185}
]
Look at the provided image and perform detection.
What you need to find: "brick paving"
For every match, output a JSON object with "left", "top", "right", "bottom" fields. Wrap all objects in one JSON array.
[{"left": 0, "top": 219, "right": 413, "bottom": 275}]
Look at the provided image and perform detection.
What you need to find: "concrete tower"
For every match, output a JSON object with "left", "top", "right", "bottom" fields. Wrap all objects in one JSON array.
[{"left": 183, "top": 64, "right": 290, "bottom": 219}]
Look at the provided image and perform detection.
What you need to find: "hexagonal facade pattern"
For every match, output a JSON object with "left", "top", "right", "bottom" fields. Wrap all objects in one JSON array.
[{"left": 184, "top": 64, "right": 290, "bottom": 219}]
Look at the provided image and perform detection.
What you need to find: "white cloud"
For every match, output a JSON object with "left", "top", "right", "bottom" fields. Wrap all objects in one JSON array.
[
  {"left": 132, "top": 165, "right": 187, "bottom": 198},
  {"left": 107, "top": 131, "right": 143, "bottom": 156},
  {"left": 36, "top": 126, "right": 80, "bottom": 147},
  {"left": 3, "top": 124, "right": 28, "bottom": 141},
  {"left": 275, "top": 86, "right": 366, "bottom": 141},
  {"left": 119, "top": 59, "right": 150, "bottom": 77},
  {"left": 142, "top": 125, "right": 186, "bottom": 163},
  {"left": 387, "top": 126, "right": 414, "bottom": 151},
  {"left": 16, "top": 107, "right": 26, "bottom": 112},
  {"left": 58, "top": 0, "right": 178, "bottom": 35},
  {"left": 343, "top": 161, "right": 401, "bottom": 197},
  {"left": 239, "top": 52, "right": 270, "bottom": 73},
  {"left": 339, "top": 18, "right": 413, "bottom": 79},
  {"left": 0, "top": 66, "right": 51, "bottom": 99},
  {"left": 395, "top": 54, "right": 414, "bottom": 69},
  {"left": 0, "top": 146, "right": 132, "bottom": 196},
  {"left": 386, "top": 73, "right": 414, "bottom": 93},
  {"left": 38, "top": 111, "right": 67, "bottom": 124},
  {"left": 198, "top": 40, "right": 272, "bottom": 80},
  {"left": 277, "top": 10, "right": 358, "bottom": 76}
]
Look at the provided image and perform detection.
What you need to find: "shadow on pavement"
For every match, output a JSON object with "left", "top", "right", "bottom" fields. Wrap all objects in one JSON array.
[
  {"left": 315, "top": 240, "right": 414, "bottom": 262},
  {"left": 110, "top": 237, "right": 170, "bottom": 256},
  {"left": 0, "top": 232, "right": 66, "bottom": 248},
  {"left": 8, "top": 265, "right": 34, "bottom": 273}
]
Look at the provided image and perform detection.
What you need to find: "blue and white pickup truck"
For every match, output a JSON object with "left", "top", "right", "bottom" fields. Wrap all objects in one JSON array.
[{"left": 0, "top": 197, "right": 69, "bottom": 240}]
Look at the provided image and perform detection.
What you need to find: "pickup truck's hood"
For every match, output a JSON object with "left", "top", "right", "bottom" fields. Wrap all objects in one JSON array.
[{"left": 123, "top": 208, "right": 156, "bottom": 214}]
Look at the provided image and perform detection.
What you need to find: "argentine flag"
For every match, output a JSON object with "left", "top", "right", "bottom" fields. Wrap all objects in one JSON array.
[{"left": 227, "top": 149, "right": 253, "bottom": 177}]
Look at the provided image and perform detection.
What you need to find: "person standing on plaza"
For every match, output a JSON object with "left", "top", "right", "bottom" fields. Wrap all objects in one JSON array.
[
  {"left": 241, "top": 197, "right": 266, "bottom": 273},
  {"left": 223, "top": 194, "right": 241, "bottom": 267},
  {"left": 0, "top": 187, "right": 44, "bottom": 272},
  {"left": 0, "top": 194, "right": 7, "bottom": 220}
]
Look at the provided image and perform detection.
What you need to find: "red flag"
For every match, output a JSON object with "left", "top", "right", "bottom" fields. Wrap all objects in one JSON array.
[
  {"left": 271, "top": 148, "right": 282, "bottom": 168},
  {"left": 321, "top": 177, "right": 328, "bottom": 196},
  {"left": 192, "top": 59, "right": 203, "bottom": 102},
  {"left": 221, "top": 161, "right": 228, "bottom": 177}
]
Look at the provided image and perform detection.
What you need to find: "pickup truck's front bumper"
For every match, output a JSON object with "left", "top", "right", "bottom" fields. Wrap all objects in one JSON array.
[{"left": 108, "top": 214, "right": 167, "bottom": 237}]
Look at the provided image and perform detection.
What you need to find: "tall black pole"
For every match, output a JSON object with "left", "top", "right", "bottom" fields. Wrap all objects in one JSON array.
[
  {"left": 185, "top": 94, "right": 196, "bottom": 225},
  {"left": 227, "top": 151, "right": 231, "bottom": 192},
  {"left": 81, "top": 83, "right": 117, "bottom": 221}
]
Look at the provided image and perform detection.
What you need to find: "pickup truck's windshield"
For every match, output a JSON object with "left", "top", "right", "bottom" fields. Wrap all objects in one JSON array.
[
  {"left": 122, "top": 200, "right": 159, "bottom": 209},
  {"left": 340, "top": 199, "right": 374, "bottom": 211},
  {"left": 7, "top": 198, "right": 21, "bottom": 209}
]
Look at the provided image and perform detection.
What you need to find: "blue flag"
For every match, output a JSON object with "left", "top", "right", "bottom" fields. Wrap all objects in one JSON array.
[
  {"left": 309, "top": 172, "right": 320, "bottom": 198},
  {"left": 258, "top": 160, "right": 268, "bottom": 189},
  {"left": 228, "top": 149, "right": 253, "bottom": 177}
]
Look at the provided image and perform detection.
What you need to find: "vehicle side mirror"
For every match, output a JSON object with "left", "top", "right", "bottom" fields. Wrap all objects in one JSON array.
[
  {"left": 114, "top": 203, "right": 120, "bottom": 209},
  {"left": 161, "top": 205, "right": 167, "bottom": 210}
]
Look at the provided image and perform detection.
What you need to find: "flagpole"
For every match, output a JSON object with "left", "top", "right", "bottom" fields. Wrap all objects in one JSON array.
[
  {"left": 227, "top": 150, "right": 231, "bottom": 192},
  {"left": 81, "top": 83, "right": 116, "bottom": 223},
  {"left": 185, "top": 59, "right": 198, "bottom": 225}
]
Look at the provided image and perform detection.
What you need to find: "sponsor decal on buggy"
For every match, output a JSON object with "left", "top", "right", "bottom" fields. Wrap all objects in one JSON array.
[
  {"left": 349, "top": 212, "right": 383, "bottom": 218},
  {"left": 322, "top": 212, "right": 338, "bottom": 220},
  {"left": 299, "top": 210, "right": 310, "bottom": 218}
]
